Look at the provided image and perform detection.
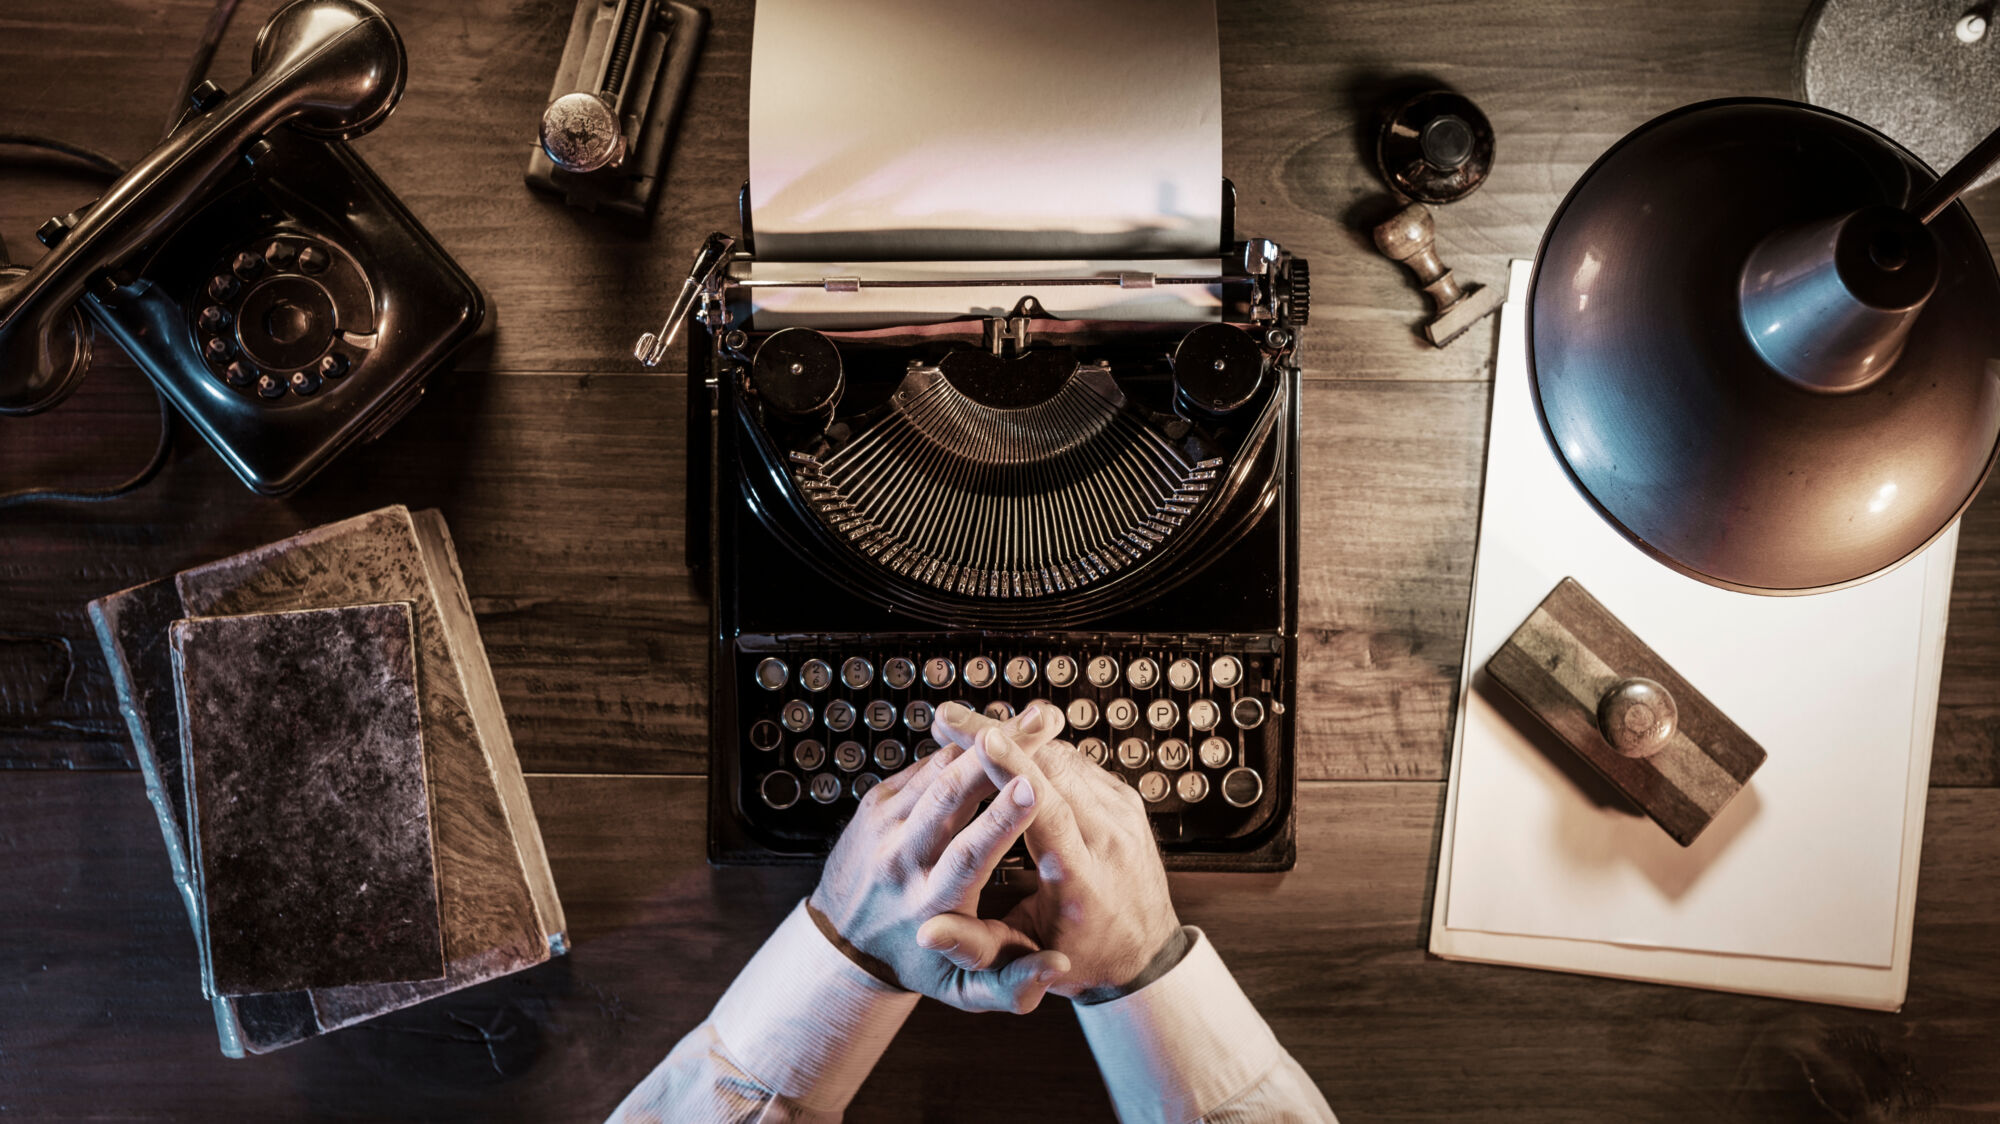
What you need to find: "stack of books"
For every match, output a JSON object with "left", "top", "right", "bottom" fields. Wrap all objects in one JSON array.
[{"left": 89, "top": 506, "right": 567, "bottom": 1056}]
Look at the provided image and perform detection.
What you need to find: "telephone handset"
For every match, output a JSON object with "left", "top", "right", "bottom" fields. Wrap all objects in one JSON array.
[{"left": 0, "top": 0, "right": 483, "bottom": 495}]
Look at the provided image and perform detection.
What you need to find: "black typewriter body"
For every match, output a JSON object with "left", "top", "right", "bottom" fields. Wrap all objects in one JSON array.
[{"left": 691, "top": 188, "right": 1307, "bottom": 871}]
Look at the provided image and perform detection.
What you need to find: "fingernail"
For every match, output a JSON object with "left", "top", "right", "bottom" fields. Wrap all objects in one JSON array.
[
  {"left": 1020, "top": 703, "right": 1044, "bottom": 730},
  {"left": 1010, "top": 776, "right": 1035, "bottom": 807},
  {"left": 986, "top": 729, "right": 1014, "bottom": 757},
  {"left": 1036, "top": 967, "right": 1062, "bottom": 984}
]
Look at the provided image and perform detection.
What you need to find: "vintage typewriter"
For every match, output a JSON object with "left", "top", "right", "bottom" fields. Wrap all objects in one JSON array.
[{"left": 640, "top": 198, "right": 1308, "bottom": 870}]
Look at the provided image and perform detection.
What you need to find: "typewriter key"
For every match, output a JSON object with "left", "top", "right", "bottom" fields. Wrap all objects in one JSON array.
[
  {"left": 864, "top": 699, "right": 898, "bottom": 732},
  {"left": 1126, "top": 658, "right": 1160, "bottom": 691},
  {"left": 1198, "top": 736, "right": 1234, "bottom": 769},
  {"left": 923, "top": 657, "right": 956, "bottom": 689},
  {"left": 915, "top": 737, "right": 942, "bottom": 758},
  {"left": 1166, "top": 658, "right": 1201, "bottom": 691},
  {"left": 884, "top": 657, "right": 917, "bottom": 690},
  {"left": 810, "top": 773, "right": 842, "bottom": 804},
  {"left": 841, "top": 657, "right": 875, "bottom": 690},
  {"left": 781, "top": 700, "right": 814, "bottom": 733},
  {"left": 1105, "top": 697, "right": 1140, "bottom": 730},
  {"left": 874, "top": 739, "right": 908, "bottom": 770},
  {"left": 800, "top": 659, "right": 834, "bottom": 692},
  {"left": 824, "top": 699, "right": 856, "bottom": 732},
  {"left": 1066, "top": 698, "right": 1100, "bottom": 730},
  {"left": 834, "top": 741, "right": 867, "bottom": 772},
  {"left": 1176, "top": 772, "right": 1211, "bottom": 804},
  {"left": 1147, "top": 698, "right": 1180, "bottom": 731},
  {"left": 1137, "top": 771, "right": 1171, "bottom": 803},
  {"left": 1157, "top": 738, "right": 1192, "bottom": 770},
  {"left": 964, "top": 656, "right": 998, "bottom": 690},
  {"left": 759, "top": 771, "right": 802, "bottom": 810},
  {"left": 1086, "top": 655, "right": 1120, "bottom": 688},
  {"left": 749, "top": 719, "right": 783, "bottom": 751},
  {"left": 1078, "top": 737, "right": 1110, "bottom": 765},
  {"left": 756, "top": 658, "right": 790, "bottom": 690},
  {"left": 1231, "top": 697, "right": 1267, "bottom": 730},
  {"left": 1117, "top": 737, "right": 1151, "bottom": 769},
  {"left": 904, "top": 700, "right": 935, "bottom": 732},
  {"left": 794, "top": 739, "right": 826, "bottom": 770},
  {"left": 1004, "top": 656, "right": 1038, "bottom": 688},
  {"left": 852, "top": 774, "right": 881, "bottom": 801},
  {"left": 983, "top": 700, "right": 1014, "bottom": 721},
  {"left": 1211, "top": 656, "right": 1244, "bottom": 689},
  {"left": 1188, "top": 698, "right": 1221, "bottom": 732},
  {"left": 1046, "top": 655, "right": 1079, "bottom": 688},
  {"left": 1220, "top": 767, "right": 1264, "bottom": 808}
]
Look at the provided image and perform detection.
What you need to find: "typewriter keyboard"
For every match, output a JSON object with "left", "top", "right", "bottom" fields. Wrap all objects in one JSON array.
[{"left": 733, "top": 637, "right": 1285, "bottom": 849}]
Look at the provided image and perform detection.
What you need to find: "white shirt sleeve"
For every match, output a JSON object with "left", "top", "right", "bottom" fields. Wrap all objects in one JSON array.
[
  {"left": 604, "top": 899, "right": 919, "bottom": 1124},
  {"left": 1072, "top": 927, "right": 1338, "bottom": 1124}
]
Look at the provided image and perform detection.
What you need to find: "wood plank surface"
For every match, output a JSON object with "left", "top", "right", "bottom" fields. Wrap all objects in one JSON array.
[{"left": 2, "top": 772, "right": 1996, "bottom": 1122}]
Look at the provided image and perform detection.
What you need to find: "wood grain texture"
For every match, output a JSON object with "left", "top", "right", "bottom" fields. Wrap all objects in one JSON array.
[{"left": 2, "top": 772, "right": 1997, "bottom": 1122}]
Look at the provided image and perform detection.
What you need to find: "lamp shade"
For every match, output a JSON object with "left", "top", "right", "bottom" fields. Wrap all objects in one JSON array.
[{"left": 1529, "top": 99, "right": 2000, "bottom": 594}]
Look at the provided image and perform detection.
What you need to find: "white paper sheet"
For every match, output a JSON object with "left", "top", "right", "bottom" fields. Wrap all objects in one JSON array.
[
  {"left": 743, "top": 258, "right": 1222, "bottom": 329},
  {"left": 748, "top": 0, "right": 1223, "bottom": 263},
  {"left": 1439, "top": 261, "right": 1951, "bottom": 970}
]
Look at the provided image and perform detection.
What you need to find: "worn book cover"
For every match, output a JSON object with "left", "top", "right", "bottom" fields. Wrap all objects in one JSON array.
[{"left": 173, "top": 602, "right": 445, "bottom": 996}]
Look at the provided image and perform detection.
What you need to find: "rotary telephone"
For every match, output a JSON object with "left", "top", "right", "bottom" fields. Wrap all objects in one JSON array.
[{"left": 0, "top": 0, "right": 483, "bottom": 495}]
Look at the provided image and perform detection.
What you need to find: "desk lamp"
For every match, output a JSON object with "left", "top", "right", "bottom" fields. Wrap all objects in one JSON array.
[{"left": 1529, "top": 99, "right": 2000, "bottom": 594}]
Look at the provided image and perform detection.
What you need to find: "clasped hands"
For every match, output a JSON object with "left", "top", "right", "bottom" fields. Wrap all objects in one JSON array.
[{"left": 806, "top": 702, "right": 1182, "bottom": 1013}]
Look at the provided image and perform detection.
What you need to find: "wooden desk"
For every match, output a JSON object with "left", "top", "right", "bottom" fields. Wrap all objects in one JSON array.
[{"left": 3, "top": 1, "right": 1996, "bottom": 1119}]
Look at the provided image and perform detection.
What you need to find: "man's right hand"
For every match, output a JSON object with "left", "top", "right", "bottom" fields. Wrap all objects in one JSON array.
[{"left": 919, "top": 703, "right": 1184, "bottom": 999}]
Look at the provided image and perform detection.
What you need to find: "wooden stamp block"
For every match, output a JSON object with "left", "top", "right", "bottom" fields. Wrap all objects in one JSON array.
[{"left": 1485, "top": 578, "right": 1767, "bottom": 846}]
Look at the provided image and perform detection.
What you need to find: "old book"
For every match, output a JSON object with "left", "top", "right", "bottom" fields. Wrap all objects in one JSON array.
[
  {"left": 175, "top": 506, "right": 566, "bottom": 1032},
  {"left": 172, "top": 603, "right": 445, "bottom": 996},
  {"left": 87, "top": 505, "right": 566, "bottom": 1054}
]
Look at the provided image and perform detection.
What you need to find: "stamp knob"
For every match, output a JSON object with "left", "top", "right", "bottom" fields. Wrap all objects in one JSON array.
[{"left": 1597, "top": 677, "right": 1678, "bottom": 758}]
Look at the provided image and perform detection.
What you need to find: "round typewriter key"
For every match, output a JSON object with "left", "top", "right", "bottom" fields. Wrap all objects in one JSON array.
[
  {"left": 874, "top": 739, "right": 907, "bottom": 770},
  {"left": 1147, "top": 698, "right": 1180, "bottom": 731},
  {"left": 781, "top": 700, "right": 814, "bottom": 733},
  {"left": 983, "top": 700, "right": 1014, "bottom": 721},
  {"left": 1046, "top": 655, "right": 1079, "bottom": 688},
  {"left": 833, "top": 740, "right": 867, "bottom": 773},
  {"left": 841, "top": 656, "right": 874, "bottom": 690},
  {"left": 809, "top": 773, "right": 842, "bottom": 804},
  {"left": 852, "top": 773, "right": 881, "bottom": 801},
  {"left": 755, "top": 658, "right": 790, "bottom": 691},
  {"left": 1078, "top": 737, "right": 1110, "bottom": 766},
  {"left": 923, "top": 657, "right": 956, "bottom": 689},
  {"left": 1117, "top": 737, "right": 1151, "bottom": 769},
  {"left": 1126, "top": 658, "right": 1160, "bottom": 691},
  {"left": 904, "top": 699, "right": 935, "bottom": 732},
  {"left": 1086, "top": 655, "right": 1121, "bottom": 688},
  {"left": 1166, "top": 658, "right": 1201, "bottom": 691},
  {"left": 1198, "top": 736, "right": 1234, "bottom": 769},
  {"left": 1176, "top": 772, "right": 1210, "bottom": 803},
  {"left": 1066, "top": 697, "right": 1099, "bottom": 730},
  {"left": 1220, "top": 766, "right": 1264, "bottom": 808},
  {"left": 1188, "top": 698, "right": 1221, "bottom": 732},
  {"left": 864, "top": 699, "right": 898, "bottom": 732},
  {"left": 1137, "top": 771, "right": 1171, "bottom": 803},
  {"left": 759, "top": 771, "right": 802, "bottom": 810},
  {"left": 964, "top": 656, "right": 998, "bottom": 690},
  {"left": 800, "top": 659, "right": 834, "bottom": 692},
  {"left": 1231, "top": 696, "right": 1267, "bottom": 730},
  {"left": 749, "top": 719, "right": 783, "bottom": 751},
  {"left": 1004, "top": 656, "right": 1038, "bottom": 689},
  {"left": 1211, "top": 655, "right": 1244, "bottom": 689},
  {"left": 883, "top": 657, "right": 917, "bottom": 690},
  {"left": 824, "top": 698, "right": 856, "bottom": 733},
  {"left": 1157, "top": 738, "right": 1192, "bottom": 770},
  {"left": 915, "top": 737, "right": 942, "bottom": 758},
  {"left": 1105, "top": 697, "right": 1140, "bottom": 730},
  {"left": 793, "top": 739, "right": 826, "bottom": 770}
]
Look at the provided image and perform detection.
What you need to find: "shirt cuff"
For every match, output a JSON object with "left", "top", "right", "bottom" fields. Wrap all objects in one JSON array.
[
  {"left": 710, "top": 899, "right": 920, "bottom": 1114},
  {"left": 1072, "top": 927, "right": 1283, "bottom": 1124}
]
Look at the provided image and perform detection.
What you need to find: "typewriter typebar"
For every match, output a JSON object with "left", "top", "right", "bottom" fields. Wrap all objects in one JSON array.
[{"left": 666, "top": 192, "right": 1308, "bottom": 871}]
